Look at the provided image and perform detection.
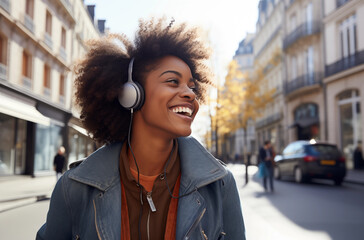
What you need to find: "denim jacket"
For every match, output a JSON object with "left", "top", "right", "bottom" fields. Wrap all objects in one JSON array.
[{"left": 36, "top": 137, "right": 246, "bottom": 240}]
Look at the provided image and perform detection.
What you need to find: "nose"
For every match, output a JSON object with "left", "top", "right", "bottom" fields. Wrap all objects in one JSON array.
[{"left": 180, "top": 85, "right": 196, "bottom": 100}]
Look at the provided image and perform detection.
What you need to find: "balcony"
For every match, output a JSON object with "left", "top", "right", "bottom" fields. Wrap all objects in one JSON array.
[
  {"left": 0, "top": 63, "right": 7, "bottom": 80},
  {"left": 337, "top": 0, "right": 351, "bottom": 8},
  {"left": 22, "top": 77, "right": 32, "bottom": 89},
  {"left": 284, "top": 72, "right": 322, "bottom": 95},
  {"left": 44, "top": 33, "right": 53, "bottom": 50},
  {"left": 256, "top": 112, "right": 283, "bottom": 129},
  {"left": 43, "top": 87, "right": 51, "bottom": 97},
  {"left": 59, "top": 47, "right": 67, "bottom": 62},
  {"left": 0, "top": 0, "right": 10, "bottom": 13},
  {"left": 325, "top": 50, "right": 364, "bottom": 77},
  {"left": 283, "top": 21, "right": 321, "bottom": 50},
  {"left": 23, "top": 14, "right": 35, "bottom": 33}
]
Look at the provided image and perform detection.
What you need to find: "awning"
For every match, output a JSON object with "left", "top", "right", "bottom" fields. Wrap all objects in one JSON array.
[
  {"left": 70, "top": 123, "right": 88, "bottom": 136},
  {"left": 0, "top": 93, "right": 51, "bottom": 126}
]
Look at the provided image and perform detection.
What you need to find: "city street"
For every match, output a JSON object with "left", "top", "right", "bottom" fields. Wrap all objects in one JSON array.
[
  {"left": 230, "top": 164, "right": 364, "bottom": 240},
  {"left": 0, "top": 164, "right": 363, "bottom": 240}
]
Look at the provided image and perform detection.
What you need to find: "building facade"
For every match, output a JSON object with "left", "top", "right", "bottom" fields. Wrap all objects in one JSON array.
[
  {"left": 283, "top": 0, "right": 325, "bottom": 143},
  {"left": 323, "top": 0, "right": 364, "bottom": 169},
  {"left": 254, "top": 0, "right": 286, "bottom": 153},
  {"left": 232, "top": 33, "right": 256, "bottom": 160},
  {"left": 0, "top": 0, "right": 104, "bottom": 176}
]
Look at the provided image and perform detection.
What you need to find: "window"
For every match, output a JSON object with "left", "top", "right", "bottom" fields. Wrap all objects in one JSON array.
[
  {"left": 338, "top": 90, "right": 361, "bottom": 169},
  {"left": 0, "top": 35, "right": 6, "bottom": 65},
  {"left": 305, "top": 46, "right": 314, "bottom": 82},
  {"left": 291, "top": 56, "right": 297, "bottom": 80},
  {"left": 45, "top": 11, "right": 52, "bottom": 35},
  {"left": 290, "top": 14, "right": 296, "bottom": 33},
  {"left": 61, "top": 27, "right": 66, "bottom": 49},
  {"left": 0, "top": 37, "right": 3, "bottom": 64},
  {"left": 305, "top": 3, "right": 313, "bottom": 33},
  {"left": 43, "top": 64, "right": 51, "bottom": 96},
  {"left": 22, "top": 51, "right": 31, "bottom": 78},
  {"left": 340, "top": 15, "right": 356, "bottom": 58},
  {"left": 25, "top": 0, "right": 34, "bottom": 19},
  {"left": 59, "top": 74, "right": 65, "bottom": 96}
]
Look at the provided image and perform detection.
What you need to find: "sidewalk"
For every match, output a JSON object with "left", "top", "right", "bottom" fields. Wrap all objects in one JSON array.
[
  {"left": 0, "top": 169, "right": 363, "bottom": 213},
  {"left": 0, "top": 175, "right": 56, "bottom": 212}
]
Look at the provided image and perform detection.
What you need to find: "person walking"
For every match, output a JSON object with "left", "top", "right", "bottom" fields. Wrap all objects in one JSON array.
[
  {"left": 259, "top": 140, "right": 274, "bottom": 192},
  {"left": 36, "top": 17, "right": 246, "bottom": 240},
  {"left": 53, "top": 146, "right": 66, "bottom": 181}
]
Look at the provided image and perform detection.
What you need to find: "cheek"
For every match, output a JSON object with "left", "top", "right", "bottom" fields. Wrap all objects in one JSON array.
[{"left": 193, "top": 101, "right": 200, "bottom": 116}]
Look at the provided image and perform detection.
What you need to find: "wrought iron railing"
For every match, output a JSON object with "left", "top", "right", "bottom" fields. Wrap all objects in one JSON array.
[
  {"left": 44, "top": 33, "right": 53, "bottom": 50},
  {"left": 284, "top": 72, "right": 322, "bottom": 95},
  {"left": 325, "top": 50, "right": 364, "bottom": 77},
  {"left": 256, "top": 112, "right": 283, "bottom": 129},
  {"left": 24, "top": 14, "right": 35, "bottom": 33},
  {"left": 337, "top": 0, "right": 351, "bottom": 8},
  {"left": 0, "top": 63, "right": 7, "bottom": 80},
  {"left": 0, "top": 0, "right": 10, "bottom": 13},
  {"left": 283, "top": 21, "right": 321, "bottom": 50}
]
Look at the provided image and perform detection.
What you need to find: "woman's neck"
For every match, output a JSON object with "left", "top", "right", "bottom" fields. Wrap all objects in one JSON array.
[{"left": 128, "top": 134, "right": 174, "bottom": 176}]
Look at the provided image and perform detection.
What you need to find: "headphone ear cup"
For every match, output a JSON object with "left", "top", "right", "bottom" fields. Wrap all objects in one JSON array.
[
  {"left": 133, "top": 81, "right": 145, "bottom": 110},
  {"left": 118, "top": 81, "right": 145, "bottom": 110}
]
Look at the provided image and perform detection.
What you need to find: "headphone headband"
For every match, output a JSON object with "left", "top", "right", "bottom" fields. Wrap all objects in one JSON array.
[
  {"left": 128, "top": 58, "right": 135, "bottom": 82},
  {"left": 118, "top": 58, "right": 145, "bottom": 110}
]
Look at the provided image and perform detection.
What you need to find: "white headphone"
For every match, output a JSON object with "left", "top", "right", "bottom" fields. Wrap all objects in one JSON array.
[{"left": 118, "top": 58, "right": 145, "bottom": 110}]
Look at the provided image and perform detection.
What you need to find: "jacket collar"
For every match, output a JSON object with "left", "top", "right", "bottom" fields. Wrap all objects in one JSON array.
[{"left": 68, "top": 137, "right": 227, "bottom": 192}]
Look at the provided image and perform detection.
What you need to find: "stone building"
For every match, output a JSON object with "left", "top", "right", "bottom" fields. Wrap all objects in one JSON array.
[{"left": 0, "top": 0, "right": 105, "bottom": 176}]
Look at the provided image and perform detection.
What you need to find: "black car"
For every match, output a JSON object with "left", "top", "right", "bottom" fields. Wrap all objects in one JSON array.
[{"left": 274, "top": 140, "right": 346, "bottom": 185}]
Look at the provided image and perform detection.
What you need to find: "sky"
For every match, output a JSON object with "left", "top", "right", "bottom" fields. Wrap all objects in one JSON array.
[
  {"left": 83, "top": 0, "right": 260, "bottom": 142},
  {"left": 84, "top": 0, "right": 259, "bottom": 78}
]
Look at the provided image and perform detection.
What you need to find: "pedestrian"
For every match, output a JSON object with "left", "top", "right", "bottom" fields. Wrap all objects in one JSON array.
[
  {"left": 36, "top": 17, "right": 246, "bottom": 239},
  {"left": 259, "top": 140, "right": 274, "bottom": 192},
  {"left": 353, "top": 141, "right": 364, "bottom": 170},
  {"left": 53, "top": 146, "right": 66, "bottom": 181}
]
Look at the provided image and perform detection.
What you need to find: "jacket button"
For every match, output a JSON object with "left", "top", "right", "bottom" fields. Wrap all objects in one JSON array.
[
  {"left": 98, "top": 193, "right": 103, "bottom": 198},
  {"left": 197, "top": 199, "right": 201, "bottom": 205}
]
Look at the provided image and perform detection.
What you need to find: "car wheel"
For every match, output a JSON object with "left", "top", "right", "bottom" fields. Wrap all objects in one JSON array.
[
  {"left": 334, "top": 178, "right": 343, "bottom": 186},
  {"left": 274, "top": 166, "right": 281, "bottom": 180},
  {"left": 294, "top": 167, "right": 304, "bottom": 183}
]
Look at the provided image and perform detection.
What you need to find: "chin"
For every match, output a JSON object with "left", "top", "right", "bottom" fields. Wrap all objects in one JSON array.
[{"left": 174, "top": 128, "right": 192, "bottom": 138}]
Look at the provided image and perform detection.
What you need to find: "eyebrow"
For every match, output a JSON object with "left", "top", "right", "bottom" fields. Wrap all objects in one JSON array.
[
  {"left": 159, "top": 70, "right": 196, "bottom": 83},
  {"left": 159, "top": 70, "right": 182, "bottom": 77}
]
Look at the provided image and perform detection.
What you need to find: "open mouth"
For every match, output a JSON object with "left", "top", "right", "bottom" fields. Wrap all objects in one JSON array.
[{"left": 172, "top": 106, "right": 193, "bottom": 117}]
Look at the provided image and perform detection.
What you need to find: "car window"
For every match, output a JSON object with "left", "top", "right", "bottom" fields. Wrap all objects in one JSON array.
[
  {"left": 283, "top": 143, "right": 294, "bottom": 155},
  {"left": 306, "top": 144, "right": 341, "bottom": 156}
]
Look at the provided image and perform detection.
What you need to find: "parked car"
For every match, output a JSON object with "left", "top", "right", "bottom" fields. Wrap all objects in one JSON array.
[{"left": 274, "top": 140, "right": 346, "bottom": 185}]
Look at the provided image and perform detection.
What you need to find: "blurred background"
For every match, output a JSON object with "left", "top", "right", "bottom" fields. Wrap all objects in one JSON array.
[{"left": 0, "top": 0, "right": 363, "bottom": 239}]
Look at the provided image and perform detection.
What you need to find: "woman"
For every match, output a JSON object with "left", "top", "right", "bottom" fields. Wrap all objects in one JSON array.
[{"left": 37, "top": 18, "right": 245, "bottom": 240}]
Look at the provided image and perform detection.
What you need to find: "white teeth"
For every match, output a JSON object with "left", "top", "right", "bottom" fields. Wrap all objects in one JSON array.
[{"left": 172, "top": 106, "right": 193, "bottom": 116}]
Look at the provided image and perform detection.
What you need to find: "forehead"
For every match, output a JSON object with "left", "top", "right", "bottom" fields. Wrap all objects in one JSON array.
[{"left": 149, "top": 56, "right": 192, "bottom": 75}]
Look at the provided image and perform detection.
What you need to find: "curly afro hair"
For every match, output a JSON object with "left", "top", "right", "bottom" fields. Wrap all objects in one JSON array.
[{"left": 74, "top": 17, "right": 213, "bottom": 144}]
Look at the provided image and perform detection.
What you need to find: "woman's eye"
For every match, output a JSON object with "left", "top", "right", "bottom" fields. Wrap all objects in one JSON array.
[{"left": 167, "top": 79, "right": 179, "bottom": 85}]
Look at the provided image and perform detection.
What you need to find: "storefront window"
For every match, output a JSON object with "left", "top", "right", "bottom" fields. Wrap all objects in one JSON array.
[
  {"left": 34, "top": 123, "right": 62, "bottom": 172},
  {"left": 338, "top": 90, "right": 361, "bottom": 169},
  {"left": 15, "top": 119, "right": 26, "bottom": 174},
  {"left": 0, "top": 114, "right": 15, "bottom": 175},
  {"left": 68, "top": 127, "right": 95, "bottom": 167}
]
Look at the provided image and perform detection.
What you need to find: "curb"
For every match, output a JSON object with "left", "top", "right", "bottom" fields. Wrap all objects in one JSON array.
[
  {"left": 344, "top": 180, "right": 364, "bottom": 186},
  {"left": 0, "top": 194, "right": 51, "bottom": 213}
]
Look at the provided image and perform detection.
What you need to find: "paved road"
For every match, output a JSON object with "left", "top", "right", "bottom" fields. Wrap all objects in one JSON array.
[
  {"left": 230, "top": 164, "right": 364, "bottom": 240},
  {"left": 0, "top": 199, "right": 48, "bottom": 239},
  {"left": 1, "top": 164, "right": 363, "bottom": 240}
]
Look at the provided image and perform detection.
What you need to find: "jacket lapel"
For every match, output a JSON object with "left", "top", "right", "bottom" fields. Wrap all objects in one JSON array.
[
  {"left": 69, "top": 142, "right": 123, "bottom": 239},
  {"left": 177, "top": 137, "right": 227, "bottom": 238}
]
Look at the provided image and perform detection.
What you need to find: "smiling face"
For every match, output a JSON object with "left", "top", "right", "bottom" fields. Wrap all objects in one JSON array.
[{"left": 133, "top": 55, "right": 199, "bottom": 139}]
